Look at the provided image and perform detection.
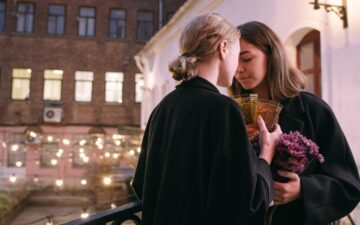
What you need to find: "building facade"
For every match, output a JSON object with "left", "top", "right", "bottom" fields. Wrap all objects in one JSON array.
[{"left": 0, "top": 0, "right": 186, "bottom": 188}]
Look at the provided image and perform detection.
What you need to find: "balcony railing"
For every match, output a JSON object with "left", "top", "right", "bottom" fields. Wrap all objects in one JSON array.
[{"left": 60, "top": 201, "right": 142, "bottom": 225}]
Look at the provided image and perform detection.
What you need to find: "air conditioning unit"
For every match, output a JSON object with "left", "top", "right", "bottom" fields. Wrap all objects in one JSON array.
[{"left": 44, "top": 107, "right": 63, "bottom": 123}]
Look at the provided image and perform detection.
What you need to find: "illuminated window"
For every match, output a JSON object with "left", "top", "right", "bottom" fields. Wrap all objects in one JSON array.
[
  {"left": 135, "top": 73, "right": 144, "bottom": 103},
  {"left": 7, "top": 134, "right": 26, "bottom": 168},
  {"left": 11, "top": 68, "right": 31, "bottom": 100},
  {"left": 75, "top": 71, "right": 93, "bottom": 102},
  {"left": 44, "top": 70, "right": 63, "bottom": 101},
  {"left": 105, "top": 72, "right": 123, "bottom": 103},
  {"left": 16, "top": 3, "right": 34, "bottom": 34},
  {"left": 41, "top": 143, "right": 59, "bottom": 168}
]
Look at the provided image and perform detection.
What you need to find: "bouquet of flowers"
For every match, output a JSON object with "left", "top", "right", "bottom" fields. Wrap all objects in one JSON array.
[
  {"left": 266, "top": 131, "right": 324, "bottom": 225},
  {"left": 274, "top": 131, "right": 324, "bottom": 173}
]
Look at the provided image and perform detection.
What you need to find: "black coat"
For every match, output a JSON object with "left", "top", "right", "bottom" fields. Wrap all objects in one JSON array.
[
  {"left": 271, "top": 92, "right": 360, "bottom": 225},
  {"left": 132, "top": 77, "right": 274, "bottom": 225}
]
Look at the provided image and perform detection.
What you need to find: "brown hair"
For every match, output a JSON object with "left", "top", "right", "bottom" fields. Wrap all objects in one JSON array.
[
  {"left": 169, "top": 13, "right": 240, "bottom": 81},
  {"left": 229, "top": 21, "right": 306, "bottom": 101}
]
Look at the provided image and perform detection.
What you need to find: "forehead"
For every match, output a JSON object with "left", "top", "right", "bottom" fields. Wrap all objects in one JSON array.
[{"left": 240, "top": 39, "right": 261, "bottom": 54}]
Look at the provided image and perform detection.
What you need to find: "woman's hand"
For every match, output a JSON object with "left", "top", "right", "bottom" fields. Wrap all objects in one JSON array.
[
  {"left": 258, "top": 115, "right": 282, "bottom": 164},
  {"left": 273, "top": 170, "right": 301, "bottom": 205},
  {"left": 246, "top": 124, "right": 259, "bottom": 141}
]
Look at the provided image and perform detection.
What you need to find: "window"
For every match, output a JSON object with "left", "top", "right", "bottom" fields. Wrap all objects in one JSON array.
[
  {"left": 72, "top": 135, "right": 91, "bottom": 168},
  {"left": 12, "top": 68, "right": 31, "bottom": 100},
  {"left": 135, "top": 73, "right": 144, "bottom": 103},
  {"left": 296, "top": 30, "right": 321, "bottom": 96},
  {"left": 41, "top": 143, "right": 59, "bottom": 168},
  {"left": 109, "top": 9, "right": 126, "bottom": 39},
  {"left": 7, "top": 134, "right": 26, "bottom": 168},
  {"left": 0, "top": 1, "right": 5, "bottom": 32},
  {"left": 137, "top": 11, "right": 153, "bottom": 42},
  {"left": 78, "top": 7, "right": 95, "bottom": 37},
  {"left": 48, "top": 5, "right": 65, "bottom": 35},
  {"left": 106, "top": 72, "right": 124, "bottom": 103},
  {"left": 75, "top": 71, "right": 93, "bottom": 102},
  {"left": 44, "top": 70, "right": 63, "bottom": 101},
  {"left": 16, "top": 3, "right": 34, "bottom": 34},
  {"left": 72, "top": 145, "right": 90, "bottom": 168}
]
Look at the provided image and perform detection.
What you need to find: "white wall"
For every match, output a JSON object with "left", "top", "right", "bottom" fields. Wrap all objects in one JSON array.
[{"left": 137, "top": 0, "right": 360, "bottom": 167}]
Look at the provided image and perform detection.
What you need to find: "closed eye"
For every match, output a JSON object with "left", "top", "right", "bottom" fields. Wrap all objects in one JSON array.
[{"left": 240, "top": 58, "right": 252, "bottom": 62}]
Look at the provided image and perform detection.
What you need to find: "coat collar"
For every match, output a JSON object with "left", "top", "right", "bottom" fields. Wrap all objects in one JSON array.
[
  {"left": 279, "top": 94, "right": 306, "bottom": 133},
  {"left": 177, "top": 76, "right": 220, "bottom": 93}
]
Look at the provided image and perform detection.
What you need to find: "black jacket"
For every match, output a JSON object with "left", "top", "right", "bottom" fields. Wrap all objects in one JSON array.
[
  {"left": 132, "top": 76, "right": 274, "bottom": 225},
  {"left": 271, "top": 92, "right": 360, "bottom": 225}
]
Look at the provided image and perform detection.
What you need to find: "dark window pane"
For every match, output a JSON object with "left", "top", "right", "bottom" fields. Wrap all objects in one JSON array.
[
  {"left": 49, "top": 5, "right": 64, "bottom": 15},
  {"left": 109, "top": 9, "right": 126, "bottom": 39},
  {"left": 80, "top": 7, "right": 94, "bottom": 17},
  {"left": 78, "top": 7, "right": 95, "bottom": 37},
  {"left": 16, "top": 3, "right": 34, "bottom": 33},
  {"left": 0, "top": 2, "right": 5, "bottom": 32},
  {"left": 137, "top": 11, "right": 153, "bottom": 42}
]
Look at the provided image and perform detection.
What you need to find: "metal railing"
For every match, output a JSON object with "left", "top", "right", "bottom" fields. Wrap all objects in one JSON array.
[{"left": 60, "top": 201, "right": 142, "bottom": 225}]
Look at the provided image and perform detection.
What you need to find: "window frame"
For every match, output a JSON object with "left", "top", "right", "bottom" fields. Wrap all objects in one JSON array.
[
  {"left": 74, "top": 71, "right": 94, "bottom": 103},
  {"left": 0, "top": 1, "right": 6, "bottom": 32},
  {"left": 135, "top": 73, "right": 144, "bottom": 103},
  {"left": 43, "top": 69, "right": 63, "bottom": 101},
  {"left": 16, "top": 2, "right": 35, "bottom": 34},
  {"left": 11, "top": 68, "right": 31, "bottom": 101},
  {"left": 136, "top": 10, "right": 154, "bottom": 42},
  {"left": 105, "top": 72, "right": 124, "bottom": 104},
  {"left": 77, "top": 6, "right": 96, "bottom": 37},
  {"left": 108, "top": 8, "right": 126, "bottom": 39},
  {"left": 47, "top": 4, "right": 66, "bottom": 36}
]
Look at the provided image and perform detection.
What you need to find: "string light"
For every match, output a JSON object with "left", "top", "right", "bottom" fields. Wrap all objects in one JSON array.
[
  {"left": 80, "top": 208, "right": 89, "bottom": 219},
  {"left": 50, "top": 159, "right": 58, "bottom": 166},
  {"left": 79, "top": 139, "right": 86, "bottom": 146},
  {"left": 47, "top": 136, "right": 54, "bottom": 142},
  {"left": 112, "top": 153, "right": 119, "bottom": 159},
  {"left": 9, "top": 174, "right": 17, "bottom": 183},
  {"left": 15, "top": 161, "right": 22, "bottom": 167},
  {"left": 110, "top": 203, "right": 117, "bottom": 209},
  {"left": 81, "top": 179, "right": 87, "bottom": 186},
  {"left": 103, "top": 176, "right": 112, "bottom": 186},
  {"left": 55, "top": 178, "right": 63, "bottom": 187},
  {"left": 62, "top": 139, "right": 70, "bottom": 145},
  {"left": 11, "top": 144, "right": 19, "bottom": 152}
]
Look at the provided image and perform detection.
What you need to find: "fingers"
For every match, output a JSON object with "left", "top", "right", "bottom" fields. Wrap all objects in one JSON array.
[
  {"left": 257, "top": 115, "right": 268, "bottom": 133},
  {"left": 277, "top": 170, "right": 299, "bottom": 180}
]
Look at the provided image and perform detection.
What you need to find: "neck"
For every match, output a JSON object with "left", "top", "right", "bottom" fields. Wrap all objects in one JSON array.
[
  {"left": 253, "top": 80, "right": 271, "bottom": 99},
  {"left": 196, "top": 59, "right": 220, "bottom": 86}
]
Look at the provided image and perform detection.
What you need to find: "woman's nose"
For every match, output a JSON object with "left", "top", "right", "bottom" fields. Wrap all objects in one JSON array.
[{"left": 237, "top": 64, "right": 245, "bottom": 74}]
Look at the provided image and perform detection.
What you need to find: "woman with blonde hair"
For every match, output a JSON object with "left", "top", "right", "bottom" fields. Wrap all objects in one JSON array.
[
  {"left": 231, "top": 21, "right": 360, "bottom": 225},
  {"left": 132, "top": 13, "right": 281, "bottom": 225}
]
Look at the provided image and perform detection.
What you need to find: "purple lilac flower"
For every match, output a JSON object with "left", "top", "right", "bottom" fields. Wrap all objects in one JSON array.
[{"left": 274, "top": 131, "right": 324, "bottom": 173}]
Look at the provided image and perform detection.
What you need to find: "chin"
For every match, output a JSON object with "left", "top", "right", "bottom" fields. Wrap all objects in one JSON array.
[{"left": 239, "top": 83, "right": 255, "bottom": 90}]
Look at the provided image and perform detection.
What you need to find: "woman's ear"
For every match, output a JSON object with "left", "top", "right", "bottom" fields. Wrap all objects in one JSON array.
[{"left": 219, "top": 40, "right": 229, "bottom": 60}]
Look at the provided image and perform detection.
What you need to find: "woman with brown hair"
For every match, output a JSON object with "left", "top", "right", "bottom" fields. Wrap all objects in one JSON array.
[
  {"left": 230, "top": 21, "right": 360, "bottom": 225},
  {"left": 132, "top": 14, "right": 282, "bottom": 225}
]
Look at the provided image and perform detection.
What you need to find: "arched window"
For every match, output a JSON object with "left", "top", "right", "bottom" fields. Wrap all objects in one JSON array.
[{"left": 296, "top": 30, "right": 321, "bottom": 96}]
